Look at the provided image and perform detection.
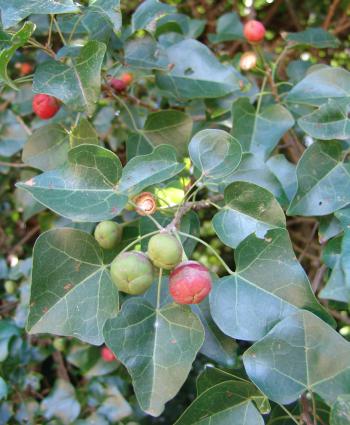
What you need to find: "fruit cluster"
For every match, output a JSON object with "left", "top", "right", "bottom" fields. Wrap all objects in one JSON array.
[{"left": 93, "top": 214, "right": 212, "bottom": 305}]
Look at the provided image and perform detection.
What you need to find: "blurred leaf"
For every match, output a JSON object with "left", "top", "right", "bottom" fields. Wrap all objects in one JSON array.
[
  {"left": 0, "top": 320, "right": 20, "bottom": 361},
  {"left": 33, "top": 41, "right": 106, "bottom": 116},
  {"left": 132, "top": 0, "right": 176, "bottom": 33},
  {"left": 288, "top": 141, "right": 350, "bottom": 216},
  {"left": 0, "top": 110, "right": 28, "bottom": 157},
  {"left": 18, "top": 145, "right": 128, "bottom": 222},
  {"left": 0, "top": 22, "right": 35, "bottom": 89},
  {"left": 143, "top": 110, "right": 193, "bottom": 156},
  {"left": 285, "top": 28, "right": 340, "bottom": 48},
  {"left": 156, "top": 39, "right": 243, "bottom": 99},
  {"left": 213, "top": 181, "right": 286, "bottom": 249},
  {"left": 0, "top": 0, "right": 79, "bottom": 29},
  {"left": 96, "top": 384, "right": 132, "bottom": 422},
  {"left": 208, "top": 12, "right": 243, "bottom": 43},
  {"left": 124, "top": 34, "right": 169, "bottom": 70},
  {"left": 41, "top": 379, "right": 80, "bottom": 425},
  {"left": 243, "top": 310, "right": 350, "bottom": 405},
  {"left": 27, "top": 228, "right": 119, "bottom": 345},
  {"left": 331, "top": 394, "right": 350, "bottom": 425},
  {"left": 104, "top": 298, "right": 204, "bottom": 416},
  {"left": 231, "top": 98, "right": 294, "bottom": 159},
  {"left": 0, "top": 378, "right": 8, "bottom": 400},
  {"left": 210, "top": 229, "right": 334, "bottom": 341}
]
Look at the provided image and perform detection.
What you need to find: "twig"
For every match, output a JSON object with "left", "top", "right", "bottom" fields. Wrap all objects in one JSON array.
[
  {"left": 328, "top": 309, "right": 350, "bottom": 325},
  {"left": 323, "top": 0, "right": 341, "bottom": 29},
  {"left": 15, "top": 115, "right": 32, "bottom": 136},
  {"left": 52, "top": 351, "right": 70, "bottom": 382},
  {"left": 298, "top": 223, "right": 318, "bottom": 262},
  {"left": 8, "top": 224, "right": 40, "bottom": 257},
  {"left": 300, "top": 394, "right": 313, "bottom": 425},
  {"left": 284, "top": 0, "right": 302, "bottom": 30},
  {"left": 311, "top": 264, "right": 327, "bottom": 293}
]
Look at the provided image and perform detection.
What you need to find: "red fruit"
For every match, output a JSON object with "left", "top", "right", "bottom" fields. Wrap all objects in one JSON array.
[
  {"left": 20, "top": 63, "right": 33, "bottom": 76},
  {"left": 169, "top": 261, "right": 212, "bottom": 304},
  {"left": 101, "top": 346, "right": 116, "bottom": 362},
  {"left": 120, "top": 72, "right": 133, "bottom": 85},
  {"left": 243, "top": 20, "right": 266, "bottom": 43},
  {"left": 110, "top": 78, "right": 127, "bottom": 92},
  {"left": 32, "top": 94, "right": 60, "bottom": 119}
]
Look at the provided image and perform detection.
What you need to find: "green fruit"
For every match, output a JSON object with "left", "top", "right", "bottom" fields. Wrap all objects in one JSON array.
[
  {"left": 4, "top": 280, "right": 16, "bottom": 294},
  {"left": 53, "top": 337, "right": 66, "bottom": 352},
  {"left": 110, "top": 251, "right": 154, "bottom": 294},
  {"left": 148, "top": 233, "right": 183, "bottom": 270},
  {"left": 94, "top": 221, "right": 122, "bottom": 250}
]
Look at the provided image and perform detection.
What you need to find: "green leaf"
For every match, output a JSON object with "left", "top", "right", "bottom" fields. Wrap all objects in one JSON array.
[
  {"left": 210, "top": 229, "right": 334, "bottom": 341},
  {"left": 336, "top": 206, "right": 350, "bottom": 227},
  {"left": 132, "top": 0, "right": 175, "bottom": 33},
  {"left": 196, "top": 367, "right": 249, "bottom": 395},
  {"left": 287, "top": 141, "right": 350, "bottom": 216},
  {"left": 298, "top": 99, "right": 350, "bottom": 140},
  {"left": 70, "top": 117, "right": 99, "bottom": 147},
  {"left": 286, "top": 67, "right": 350, "bottom": 106},
  {"left": 126, "top": 133, "right": 153, "bottom": 160},
  {"left": 174, "top": 380, "right": 265, "bottom": 425},
  {"left": 0, "top": 0, "right": 79, "bottom": 29},
  {"left": 231, "top": 98, "right": 294, "bottom": 159},
  {"left": 331, "top": 395, "right": 350, "bottom": 425},
  {"left": 27, "top": 228, "right": 118, "bottom": 345},
  {"left": 213, "top": 182, "right": 286, "bottom": 249},
  {"left": 266, "top": 155, "right": 297, "bottom": 202},
  {"left": 208, "top": 12, "right": 243, "bottom": 43},
  {"left": 124, "top": 34, "right": 169, "bottom": 70},
  {"left": 33, "top": 41, "right": 106, "bottom": 116},
  {"left": 103, "top": 298, "right": 204, "bottom": 416},
  {"left": 189, "top": 129, "right": 242, "bottom": 183},
  {"left": 22, "top": 124, "right": 70, "bottom": 171},
  {"left": 191, "top": 298, "right": 237, "bottom": 367},
  {"left": 0, "top": 110, "right": 28, "bottom": 157},
  {"left": 118, "top": 144, "right": 184, "bottom": 196},
  {"left": 0, "top": 22, "right": 35, "bottom": 89},
  {"left": 156, "top": 39, "right": 243, "bottom": 99},
  {"left": 17, "top": 145, "right": 127, "bottom": 222},
  {"left": 285, "top": 28, "right": 340, "bottom": 48},
  {"left": 143, "top": 110, "right": 193, "bottom": 156},
  {"left": 243, "top": 310, "right": 350, "bottom": 406}
]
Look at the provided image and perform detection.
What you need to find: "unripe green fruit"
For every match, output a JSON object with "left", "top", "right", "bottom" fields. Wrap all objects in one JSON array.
[
  {"left": 110, "top": 251, "right": 154, "bottom": 294},
  {"left": 53, "top": 337, "right": 66, "bottom": 352},
  {"left": 148, "top": 233, "right": 183, "bottom": 270},
  {"left": 94, "top": 221, "right": 122, "bottom": 250},
  {"left": 4, "top": 280, "right": 16, "bottom": 294}
]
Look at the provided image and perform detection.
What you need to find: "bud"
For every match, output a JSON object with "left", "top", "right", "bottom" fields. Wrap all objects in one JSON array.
[
  {"left": 239, "top": 51, "right": 257, "bottom": 71},
  {"left": 133, "top": 192, "right": 157, "bottom": 216}
]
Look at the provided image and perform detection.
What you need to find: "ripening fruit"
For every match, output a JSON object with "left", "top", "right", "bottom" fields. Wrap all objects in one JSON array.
[
  {"left": 169, "top": 261, "right": 212, "bottom": 304},
  {"left": 148, "top": 233, "right": 183, "bottom": 270},
  {"left": 94, "top": 221, "right": 123, "bottom": 250},
  {"left": 120, "top": 72, "right": 133, "bottom": 85},
  {"left": 110, "top": 78, "right": 127, "bottom": 92},
  {"left": 243, "top": 20, "right": 266, "bottom": 43},
  {"left": 101, "top": 346, "right": 116, "bottom": 362},
  {"left": 53, "top": 337, "right": 66, "bottom": 352},
  {"left": 16, "top": 62, "right": 33, "bottom": 76},
  {"left": 32, "top": 94, "right": 60, "bottom": 119},
  {"left": 4, "top": 280, "right": 16, "bottom": 294},
  {"left": 133, "top": 192, "right": 157, "bottom": 216},
  {"left": 110, "top": 251, "right": 154, "bottom": 294},
  {"left": 239, "top": 51, "right": 258, "bottom": 71}
]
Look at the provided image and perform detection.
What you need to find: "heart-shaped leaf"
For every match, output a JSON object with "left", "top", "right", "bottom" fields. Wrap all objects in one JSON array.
[
  {"left": 285, "top": 28, "right": 340, "bottom": 48},
  {"left": 210, "top": 228, "right": 334, "bottom": 341},
  {"left": 17, "top": 144, "right": 127, "bottom": 222},
  {"left": 232, "top": 98, "right": 294, "bottom": 159},
  {"left": 189, "top": 129, "right": 242, "bottom": 183},
  {"left": 208, "top": 12, "right": 243, "bottom": 43},
  {"left": 213, "top": 181, "right": 286, "bottom": 248},
  {"left": 103, "top": 298, "right": 204, "bottom": 416},
  {"left": 27, "top": 228, "right": 118, "bottom": 345},
  {"left": 243, "top": 310, "right": 350, "bottom": 406},
  {"left": 118, "top": 144, "right": 184, "bottom": 196},
  {"left": 288, "top": 141, "right": 350, "bottom": 216},
  {"left": 33, "top": 40, "right": 106, "bottom": 116},
  {"left": 156, "top": 39, "right": 243, "bottom": 99},
  {"left": 298, "top": 99, "right": 350, "bottom": 140}
]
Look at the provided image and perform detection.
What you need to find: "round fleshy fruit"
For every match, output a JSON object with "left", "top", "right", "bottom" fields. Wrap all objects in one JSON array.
[
  {"left": 243, "top": 20, "right": 266, "bottom": 43},
  {"left": 32, "top": 94, "right": 60, "bottom": 119},
  {"left": 19, "top": 62, "right": 33, "bottom": 76},
  {"left": 101, "top": 346, "right": 116, "bottom": 362},
  {"left": 110, "top": 78, "right": 127, "bottom": 92},
  {"left": 94, "top": 221, "right": 122, "bottom": 250},
  {"left": 110, "top": 251, "right": 154, "bottom": 294},
  {"left": 239, "top": 51, "right": 257, "bottom": 71},
  {"left": 120, "top": 72, "right": 133, "bottom": 85},
  {"left": 148, "top": 233, "right": 183, "bottom": 270},
  {"left": 169, "top": 261, "right": 212, "bottom": 304}
]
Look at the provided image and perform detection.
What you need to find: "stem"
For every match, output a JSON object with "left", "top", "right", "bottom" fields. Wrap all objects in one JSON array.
[
  {"left": 47, "top": 14, "right": 53, "bottom": 48},
  {"left": 278, "top": 404, "right": 300, "bottom": 425},
  {"left": 177, "top": 231, "right": 233, "bottom": 275},
  {"left": 128, "top": 200, "right": 163, "bottom": 230},
  {"left": 311, "top": 392, "right": 317, "bottom": 425},
  {"left": 68, "top": 13, "right": 85, "bottom": 43},
  {"left": 256, "top": 75, "right": 268, "bottom": 114},
  {"left": 53, "top": 16, "right": 67, "bottom": 45},
  {"left": 118, "top": 230, "right": 160, "bottom": 256},
  {"left": 0, "top": 161, "right": 30, "bottom": 168},
  {"left": 156, "top": 268, "right": 163, "bottom": 310}
]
